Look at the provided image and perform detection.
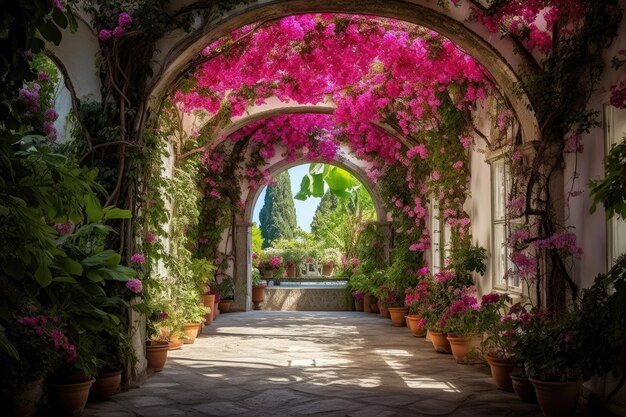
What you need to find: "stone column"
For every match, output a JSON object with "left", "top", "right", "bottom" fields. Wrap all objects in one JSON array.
[
  {"left": 376, "top": 221, "right": 393, "bottom": 265},
  {"left": 233, "top": 221, "right": 252, "bottom": 311}
]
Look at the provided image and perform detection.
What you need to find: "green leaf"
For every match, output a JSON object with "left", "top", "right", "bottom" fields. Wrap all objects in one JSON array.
[
  {"left": 0, "top": 327, "right": 19, "bottom": 360},
  {"left": 35, "top": 262, "right": 52, "bottom": 287},
  {"left": 102, "top": 207, "right": 132, "bottom": 220},
  {"left": 294, "top": 175, "right": 311, "bottom": 201},
  {"left": 38, "top": 20, "right": 63, "bottom": 45},
  {"left": 51, "top": 8, "right": 68, "bottom": 29},
  {"left": 56, "top": 257, "right": 83, "bottom": 275},
  {"left": 86, "top": 270, "right": 104, "bottom": 283},
  {"left": 52, "top": 276, "right": 78, "bottom": 283},
  {"left": 81, "top": 250, "right": 120, "bottom": 268},
  {"left": 309, "top": 173, "right": 325, "bottom": 197},
  {"left": 84, "top": 193, "right": 103, "bottom": 223}
]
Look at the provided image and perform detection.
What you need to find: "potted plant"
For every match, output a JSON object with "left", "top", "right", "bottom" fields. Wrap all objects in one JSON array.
[
  {"left": 259, "top": 248, "right": 283, "bottom": 282},
  {"left": 214, "top": 273, "right": 235, "bottom": 313},
  {"left": 320, "top": 248, "right": 342, "bottom": 276},
  {"left": 180, "top": 288, "right": 207, "bottom": 342},
  {"left": 477, "top": 292, "right": 516, "bottom": 391},
  {"left": 404, "top": 276, "right": 433, "bottom": 337},
  {"left": 440, "top": 293, "right": 482, "bottom": 364},
  {"left": 251, "top": 268, "right": 267, "bottom": 310},
  {"left": 352, "top": 291, "right": 365, "bottom": 311},
  {"left": 145, "top": 310, "right": 170, "bottom": 371}
]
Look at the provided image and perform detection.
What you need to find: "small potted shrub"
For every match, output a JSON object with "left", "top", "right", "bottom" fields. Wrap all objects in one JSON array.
[
  {"left": 320, "top": 248, "right": 342, "bottom": 276},
  {"left": 251, "top": 268, "right": 267, "bottom": 310},
  {"left": 214, "top": 273, "right": 235, "bottom": 313}
]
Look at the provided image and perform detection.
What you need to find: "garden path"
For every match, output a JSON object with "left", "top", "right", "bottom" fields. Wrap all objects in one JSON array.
[{"left": 85, "top": 311, "right": 544, "bottom": 417}]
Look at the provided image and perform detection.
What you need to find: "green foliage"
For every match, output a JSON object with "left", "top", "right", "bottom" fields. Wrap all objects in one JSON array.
[
  {"left": 590, "top": 139, "right": 626, "bottom": 220},
  {"left": 295, "top": 163, "right": 361, "bottom": 200},
  {"left": 259, "top": 171, "right": 298, "bottom": 247},
  {"left": 310, "top": 191, "right": 338, "bottom": 235},
  {"left": 320, "top": 248, "right": 342, "bottom": 267},
  {"left": 311, "top": 186, "right": 375, "bottom": 260},
  {"left": 449, "top": 243, "right": 488, "bottom": 278},
  {"left": 251, "top": 223, "right": 264, "bottom": 256}
]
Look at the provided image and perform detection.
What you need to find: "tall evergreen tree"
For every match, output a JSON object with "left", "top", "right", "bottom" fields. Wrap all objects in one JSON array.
[
  {"left": 259, "top": 171, "right": 298, "bottom": 248},
  {"left": 310, "top": 191, "right": 338, "bottom": 236}
]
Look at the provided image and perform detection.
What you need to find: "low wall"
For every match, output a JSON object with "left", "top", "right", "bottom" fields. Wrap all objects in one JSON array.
[{"left": 262, "top": 286, "right": 351, "bottom": 311}]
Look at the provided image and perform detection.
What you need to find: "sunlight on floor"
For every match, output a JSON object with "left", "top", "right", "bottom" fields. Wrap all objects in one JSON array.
[{"left": 375, "top": 349, "right": 460, "bottom": 393}]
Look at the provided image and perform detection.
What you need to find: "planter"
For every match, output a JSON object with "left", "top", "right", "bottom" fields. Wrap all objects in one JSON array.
[
  {"left": 218, "top": 299, "right": 233, "bottom": 313},
  {"left": 213, "top": 300, "right": 219, "bottom": 319},
  {"left": 322, "top": 262, "right": 334, "bottom": 276},
  {"left": 285, "top": 264, "right": 297, "bottom": 278},
  {"left": 370, "top": 296, "right": 380, "bottom": 314},
  {"left": 363, "top": 293, "right": 372, "bottom": 313},
  {"left": 52, "top": 377, "right": 95, "bottom": 416},
  {"left": 92, "top": 370, "right": 122, "bottom": 400},
  {"left": 425, "top": 329, "right": 432, "bottom": 341},
  {"left": 388, "top": 306, "right": 408, "bottom": 326},
  {"left": 405, "top": 314, "right": 426, "bottom": 337},
  {"left": 379, "top": 303, "right": 390, "bottom": 318},
  {"left": 510, "top": 374, "right": 537, "bottom": 403},
  {"left": 263, "top": 269, "right": 274, "bottom": 279},
  {"left": 447, "top": 335, "right": 481, "bottom": 364},
  {"left": 252, "top": 283, "right": 267, "bottom": 310},
  {"left": 484, "top": 354, "right": 515, "bottom": 391},
  {"left": 183, "top": 323, "right": 201, "bottom": 344},
  {"left": 202, "top": 294, "right": 215, "bottom": 325},
  {"left": 146, "top": 340, "right": 169, "bottom": 371},
  {"left": 168, "top": 333, "right": 183, "bottom": 350},
  {"left": 429, "top": 331, "right": 452, "bottom": 354},
  {"left": 529, "top": 378, "right": 581, "bottom": 417},
  {"left": 15, "top": 378, "right": 43, "bottom": 417},
  {"left": 354, "top": 297, "right": 364, "bottom": 312}
]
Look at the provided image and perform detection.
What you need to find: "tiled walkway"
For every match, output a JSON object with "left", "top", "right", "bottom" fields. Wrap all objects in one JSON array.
[{"left": 85, "top": 311, "right": 543, "bottom": 417}]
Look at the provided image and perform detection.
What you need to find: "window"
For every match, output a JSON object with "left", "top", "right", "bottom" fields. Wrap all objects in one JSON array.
[
  {"left": 430, "top": 199, "right": 451, "bottom": 273},
  {"left": 604, "top": 106, "right": 626, "bottom": 267},
  {"left": 491, "top": 159, "right": 521, "bottom": 291}
]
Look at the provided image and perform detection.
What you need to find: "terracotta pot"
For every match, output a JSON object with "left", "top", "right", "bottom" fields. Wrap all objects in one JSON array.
[
  {"left": 405, "top": 314, "right": 426, "bottom": 337},
  {"left": 484, "top": 354, "right": 515, "bottom": 391},
  {"left": 354, "top": 297, "right": 364, "bottom": 312},
  {"left": 146, "top": 340, "right": 169, "bottom": 371},
  {"left": 218, "top": 300, "right": 233, "bottom": 313},
  {"left": 183, "top": 323, "right": 201, "bottom": 344},
  {"left": 92, "top": 370, "right": 122, "bottom": 399},
  {"left": 370, "top": 297, "right": 380, "bottom": 314},
  {"left": 52, "top": 377, "right": 95, "bottom": 416},
  {"left": 447, "top": 335, "right": 481, "bottom": 364},
  {"left": 322, "top": 262, "right": 334, "bottom": 276},
  {"left": 510, "top": 374, "right": 537, "bottom": 403},
  {"left": 213, "top": 300, "right": 219, "bottom": 319},
  {"left": 425, "top": 329, "right": 432, "bottom": 341},
  {"left": 530, "top": 378, "right": 581, "bottom": 417},
  {"left": 429, "top": 331, "right": 452, "bottom": 354},
  {"left": 363, "top": 293, "right": 372, "bottom": 313},
  {"left": 263, "top": 269, "right": 274, "bottom": 279},
  {"left": 168, "top": 333, "right": 183, "bottom": 350},
  {"left": 388, "top": 306, "right": 408, "bottom": 326},
  {"left": 285, "top": 264, "right": 297, "bottom": 277},
  {"left": 379, "top": 303, "right": 390, "bottom": 318},
  {"left": 202, "top": 294, "right": 215, "bottom": 325},
  {"left": 196, "top": 322, "right": 204, "bottom": 337},
  {"left": 252, "top": 283, "right": 267, "bottom": 310},
  {"left": 15, "top": 378, "right": 43, "bottom": 417}
]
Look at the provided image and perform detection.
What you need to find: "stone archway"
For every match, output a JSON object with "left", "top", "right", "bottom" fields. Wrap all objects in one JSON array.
[
  {"left": 231, "top": 154, "right": 391, "bottom": 311},
  {"left": 148, "top": 0, "right": 539, "bottom": 145}
]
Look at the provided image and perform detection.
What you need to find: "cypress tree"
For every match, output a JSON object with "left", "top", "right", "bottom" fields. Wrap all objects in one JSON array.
[
  {"left": 259, "top": 171, "right": 298, "bottom": 247},
  {"left": 310, "top": 191, "right": 338, "bottom": 236}
]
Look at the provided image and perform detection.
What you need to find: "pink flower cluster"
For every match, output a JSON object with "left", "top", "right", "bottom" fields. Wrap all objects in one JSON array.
[
  {"left": 130, "top": 252, "right": 145, "bottom": 264},
  {"left": 99, "top": 12, "right": 133, "bottom": 42},
  {"left": 126, "top": 278, "right": 143, "bottom": 293},
  {"left": 267, "top": 256, "right": 282, "bottom": 270},
  {"left": 532, "top": 232, "right": 583, "bottom": 258},
  {"left": 54, "top": 222, "right": 72, "bottom": 235},
  {"left": 16, "top": 309, "right": 77, "bottom": 363},
  {"left": 610, "top": 78, "right": 626, "bottom": 109}
]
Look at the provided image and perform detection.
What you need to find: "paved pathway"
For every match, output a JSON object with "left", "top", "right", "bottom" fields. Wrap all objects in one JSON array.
[{"left": 85, "top": 311, "right": 544, "bottom": 417}]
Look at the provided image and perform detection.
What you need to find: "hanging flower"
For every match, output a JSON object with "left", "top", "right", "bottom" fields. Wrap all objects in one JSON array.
[
  {"left": 125, "top": 278, "right": 143, "bottom": 293},
  {"left": 130, "top": 253, "right": 145, "bottom": 264}
]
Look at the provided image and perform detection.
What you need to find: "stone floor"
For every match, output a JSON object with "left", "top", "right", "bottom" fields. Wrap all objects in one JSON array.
[{"left": 84, "top": 311, "right": 544, "bottom": 417}]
